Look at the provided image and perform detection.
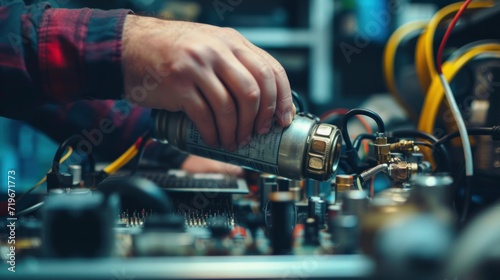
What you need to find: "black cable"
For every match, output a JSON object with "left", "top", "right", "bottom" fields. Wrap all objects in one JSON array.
[
  {"left": 342, "top": 108, "right": 385, "bottom": 151},
  {"left": 18, "top": 136, "right": 82, "bottom": 205},
  {"left": 390, "top": 130, "right": 438, "bottom": 143},
  {"left": 52, "top": 135, "right": 83, "bottom": 173},
  {"left": 341, "top": 109, "right": 385, "bottom": 172},
  {"left": 434, "top": 127, "right": 497, "bottom": 146},
  {"left": 414, "top": 141, "right": 434, "bottom": 149},
  {"left": 130, "top": 131, "right": 152, "bottom": 175},
  {"left": 291, "top": 90, "right": 307, "bottom": 113},
  {"left": 353, "top": 133, "right": 376, "bottom": 151},
  {"left": 461, "top": 176, "right": 473, "bottom": 224},
  {"left": 52, "top": 135, "right": 96, "bottom": 173}
]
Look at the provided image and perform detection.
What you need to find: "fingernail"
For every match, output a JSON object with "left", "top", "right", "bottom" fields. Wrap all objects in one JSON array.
[
  {"left": 282, "top": 110, "right": 293, "bottom": 126},
  {"left": 258, "top": 121, "right": 272, "bottom": 135}
]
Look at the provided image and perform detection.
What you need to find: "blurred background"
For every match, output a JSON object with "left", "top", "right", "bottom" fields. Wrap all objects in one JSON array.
[{"left": 0, "top": 0, "right": 471, "bottom": 191}]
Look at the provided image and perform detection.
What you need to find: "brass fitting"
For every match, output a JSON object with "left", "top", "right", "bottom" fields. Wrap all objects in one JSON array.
[
  {"left": 390, "top": 140, "right": 417, "bottom": 154},
  {"left": 374, "top": 133, "right": 391, "bottom": 164},
  {"left": 334, "top": 174, "right": 354, "bottom": 192},
  {"left": 387, "top": 161, "right": 418, "bottom": 187}
]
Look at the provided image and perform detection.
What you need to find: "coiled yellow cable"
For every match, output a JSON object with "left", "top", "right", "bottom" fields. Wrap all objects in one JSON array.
[
  {"left": 418, "top": 44, "right": 500, "bottom": 133},
  {"left": 384, "top": 20, "right": 428, "bottom": 121},
  {"left": 415, "top": 1, "right": 493, "bottom": 94}
]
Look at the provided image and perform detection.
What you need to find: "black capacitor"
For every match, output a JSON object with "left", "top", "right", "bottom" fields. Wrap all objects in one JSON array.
[
  {"left": 308, "top": 196, "right": 326, "bottom": 229},
  {"left": 304, "top": 217, "right": 320, "bottom": 246},
  {"left": 269, "top": 192, "right": 295, "bottom": 255},
  {"left": 270, "top": 182, "right": 280, "bottom": 193},
  {"left": 275, "top": 176, "right": 292, "bottom": 192}
]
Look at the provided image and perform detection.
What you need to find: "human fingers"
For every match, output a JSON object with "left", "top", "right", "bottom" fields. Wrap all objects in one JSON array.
[
  {"left": 194, "top": 66, "right": 239, "bottom": 151},
  {"left": 214, "top": 52, "right": 262, "bottom": 146},
  {"left": 179, "top": 89, "right": 219, "bottom": 148},
  {"left": 243, "top": 42, "right": 295, "bottom": 127},
  {"left": 233, "top": 47, "right": 277, "bottom": 136}
]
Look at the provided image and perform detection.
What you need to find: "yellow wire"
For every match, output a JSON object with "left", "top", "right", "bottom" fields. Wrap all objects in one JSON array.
[
  {"left": 383, "top": 20, "right": 428, "bottom": 121},
  {"left": 103, "top": 143, "right": 139, "bottom": 174},
  {"left": 418, "top": 45, "right": 500, "bottom": 133},
  {"left": 415, "top": 1, "right": 493, "bottom": 93}
]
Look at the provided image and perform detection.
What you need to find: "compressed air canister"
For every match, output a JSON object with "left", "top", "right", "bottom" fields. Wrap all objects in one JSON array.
[{"left": 151, "top": 110, "right": 342, "bottom": 181}]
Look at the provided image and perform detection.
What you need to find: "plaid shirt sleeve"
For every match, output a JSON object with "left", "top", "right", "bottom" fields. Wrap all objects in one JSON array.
[{"left": 0, "top": 1, "right": 130, "bottom": 120}]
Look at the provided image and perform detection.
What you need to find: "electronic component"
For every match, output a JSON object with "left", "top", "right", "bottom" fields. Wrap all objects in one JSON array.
[
  {"left": 41, "top": 192, "right": 118, "bottom": 258},
  {"left": 269, "top": 192, "right": 295, "bottom": 255}
]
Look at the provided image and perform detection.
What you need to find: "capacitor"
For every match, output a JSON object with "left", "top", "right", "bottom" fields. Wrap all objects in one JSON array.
[
  {"left": 409, "top": 174, "right": 454, "bottom": 211},
  {"left": 269, "top": 192, "right": 295, "bottom": 255},
  {"left": 327, "top": 204, "right": 342, "bottom": 223},
  {"left": 60, "top": 172, "right": 74, "bottom": 188},
  {"left": 304, "top": 217, "right": 320, "bottom": 246},
  {"left": 68, "top": 165, "right": 82, "bottom": 186},
  {"left": 308, "top": 196, "right": 326, "bottom": 229},
  {"left": 151, "top": 110, "right": 342, "bottom": 181},
  {"left": 332, "top": 174, "right": 354, "bottom": 204},
  {"left": 289, "top": 180, "right": 303, "bottom": 202},
  {"left": 331, "top": 215, "right": 359, "bottom": 254},
  {"left": 259, "top": 174, "right": 276, "bottom": 212},
  {"left": 342, "top": 190, "right": 368, "bottom": 218},
  {"left": 275, "top": 176, "right": 292, "bottom": 192}
]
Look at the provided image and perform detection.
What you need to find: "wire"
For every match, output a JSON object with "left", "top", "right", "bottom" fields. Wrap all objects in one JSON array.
[
  {"left": 434, "top": 127, "right": 497, "bottom": 146},
  {"left": 353, "top": 133, "right": 377, "bottom": 152},
  {"left": 16, "top": 147, "right": 73, "bottom": 205},
  {"left": 341, "top": 109, "right": 384, "bottom": 173},
  {"left": 342, "top": 108, "right": 385, "bottom": 151},
  {"left": 435, "top": 0, "right": 474, "bottom": 177},
  {"left": 383, "top": 20, "right": 428, "bottom": 121},
  {"left": 130, "top": 131, "right": 152, "bottom": 175},
  {"left": 414, "top": 141, "right": 434, "bottom": 150},
  {"left": 461, "top": 176, "right": 472, "bottom": 223},
  {"left": 436, "top": 0, "right": 472, "bottom": 75},
  {"left": 103, "top": 135, "right": 144, "bottom": 174},
  {"left": 321, "top": 108, "right": 373, "bottom": 157},
  {"left": 414, "top": 1, "right": 493, "bottom": 92},
  {"left": 418, "top": 45, "right": 500, "bottom": 133},
  {"left": 52, "top": 135, "right": 82, "bottom": 173},
  {"left": 356, "top": 177, "right": 363, "bottom": 191},
  {"left": 16, "top": 202, "right": 44, "bottom": 217}
]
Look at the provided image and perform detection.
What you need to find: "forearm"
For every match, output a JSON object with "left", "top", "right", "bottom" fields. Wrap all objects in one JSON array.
[{"left": 0, "top": 1, "right": 130, "bottom": 119}]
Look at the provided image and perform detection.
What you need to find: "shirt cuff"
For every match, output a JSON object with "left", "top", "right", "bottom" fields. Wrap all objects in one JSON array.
[{"left": 38, "top": 7, "right": 131, "bottom": 102}]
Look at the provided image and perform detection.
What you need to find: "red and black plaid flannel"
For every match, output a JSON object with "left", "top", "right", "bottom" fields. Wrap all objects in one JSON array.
[{"left": 0, "top": 1, "right": 188, "bottom": 166}]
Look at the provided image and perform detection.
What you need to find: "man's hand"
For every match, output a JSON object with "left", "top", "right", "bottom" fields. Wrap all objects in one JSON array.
[
  {"left": 181, "top": 155, "right": 244, "bottom": 177},
  {"left": 122, "top": 15, "right": 295, "bottom": 151}
]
